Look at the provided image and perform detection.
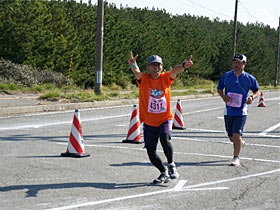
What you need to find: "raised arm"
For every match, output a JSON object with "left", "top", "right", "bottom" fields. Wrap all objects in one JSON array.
[
  {"left": 169, "top": 55, "right": 193, "bottom": 80},
  {"left": 128, "top": 51, "right": 142, "bottom": 80}
]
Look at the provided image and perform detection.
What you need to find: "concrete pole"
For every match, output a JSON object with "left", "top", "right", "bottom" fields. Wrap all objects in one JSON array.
[{"left": 95, "top": 0, "right": 104, "bottom": 94}]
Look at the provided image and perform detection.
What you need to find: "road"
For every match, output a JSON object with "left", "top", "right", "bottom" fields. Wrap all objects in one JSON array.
[{"left": 0, "top": 91, "right": 279, "bottom": 210}]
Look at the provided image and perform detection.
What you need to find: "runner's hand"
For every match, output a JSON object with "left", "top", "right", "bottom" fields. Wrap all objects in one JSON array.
[
  {"left": 128, "top": 51, "right": 138, "bottom": 66},
  {"left": 183, "top": 55, "right": 193, "bottom": 68}
]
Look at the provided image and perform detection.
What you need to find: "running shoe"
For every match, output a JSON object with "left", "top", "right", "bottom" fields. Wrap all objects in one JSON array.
[
  {"left": 230, "top": 156, "right": 240, "bottom": 166},
  {"left": 168, "top": 163, "right": 179, "bottom": 179},
  {"left": 152, "top": 172, "right": 170, "bottom": 184},
  {"left": 242, "top": 140, "right": 245, "bottom": 147}
]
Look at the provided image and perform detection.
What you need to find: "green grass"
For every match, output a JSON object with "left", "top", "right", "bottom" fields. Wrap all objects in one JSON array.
[
  {"left": 0, "top": 83, "right": 18, "bottom": 91},
  {"left": 0, "top": 82, "right": 278, "bottom": 102}
]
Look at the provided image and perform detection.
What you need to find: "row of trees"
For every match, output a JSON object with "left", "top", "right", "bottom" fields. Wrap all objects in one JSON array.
[{"left": 0, "top": 0, "right": 278, "bottom": 88}]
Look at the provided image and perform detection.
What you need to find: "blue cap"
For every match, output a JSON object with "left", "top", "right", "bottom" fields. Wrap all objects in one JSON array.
[{"left": 147, "top": 55, "right": 163, "bottom": 64}]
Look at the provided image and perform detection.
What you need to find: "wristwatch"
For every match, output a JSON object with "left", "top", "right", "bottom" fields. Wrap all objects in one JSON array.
[{"left": 250, "top": 95, "right": 254, "bottom": 101}]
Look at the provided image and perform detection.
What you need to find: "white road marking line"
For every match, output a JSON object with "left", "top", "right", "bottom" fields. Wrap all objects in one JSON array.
[
  {"left": 0, "top": 114, "right": 131, "bottom": 131},
  {"left": 0, "top": 107, "right": 222, "bottom": 131},
  {"left": 186, "top": 128, "right": 280, "bottom": 138},
  {"left": 172, "top": 137, "right": 280, "bottom": 149},
  {"left": 173, "top": 180, "right": 187, "bottom": 191},
  {"left": 258, "top": 122, "right": 280, "bottom": 136},
  {"left": 47, "top": 180, "right": 186, "bottom": 210},
  {"left": 0, "top": 104, "right": 134, "bottom": 119},
  {"left": 0, "top": 96, "right": 219, "bottom": 120},
  {"left": 264, "top": 97, "right": 280, "bottom": 101},
  {"left": 183, "top": 187, "right": 229, "bottom": 191},
  {"left": 46, "top": 169, "right": 279, "bottom": 210},
  {"left": 56, "top": 143, "right": 280, "bottom": 163},
  {"left": 182, "top": 107, "right": 224, "bottom": 115},
  {"left": 183, "top": 168, "right": 280, "bottom": 190}
]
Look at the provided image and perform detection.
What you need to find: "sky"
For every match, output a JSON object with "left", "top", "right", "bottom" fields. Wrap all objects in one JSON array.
[{"left": 87, "top": 0, "right": 279, "bottom": 30}]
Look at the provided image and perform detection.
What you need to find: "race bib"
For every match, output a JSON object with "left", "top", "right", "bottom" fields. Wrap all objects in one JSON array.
[
  {"left": 148, "top": 96, "right": 167, "bottom": 113},
  {"left": 227, "top": 92, "right": 242, "bottom": 108}
]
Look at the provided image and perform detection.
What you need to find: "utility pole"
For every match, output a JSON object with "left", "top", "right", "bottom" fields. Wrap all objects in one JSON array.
[
  {"left": 275, "top": 17, "right": 280, "bottom": 87},
  {"left": 95, "top": 0, "right": 104, "bottom": 94},
  {"left": 231, "top": 0, "right": 238, "bottom": 62}
]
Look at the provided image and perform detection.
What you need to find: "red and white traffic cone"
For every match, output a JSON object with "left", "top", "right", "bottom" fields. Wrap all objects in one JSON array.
[
  {"left": 61, "top": 109, "right": 90, "bottom": 157},
  {"left": 172, "top": 99, "right": 186, "bottom": 130},
  {"left": 123, "top": 105, "right": 143, "bottom": 144},
  {"left": 257, "top": 92, "right": 266, "bottom": 107}
]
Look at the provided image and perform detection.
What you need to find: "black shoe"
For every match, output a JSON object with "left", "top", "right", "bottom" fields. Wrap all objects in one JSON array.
[
  {"left": 168, "top": 163, "right": 179, "bottom": 179},
  {"left": 152, "top": 172, "right": 170, "bottom": 184}
]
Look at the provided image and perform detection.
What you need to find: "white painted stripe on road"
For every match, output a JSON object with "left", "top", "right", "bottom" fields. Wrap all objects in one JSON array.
[
  {"left": 258, "top": 122, "right": 280, "bottom": 136},
  {"left": 0, "top": 114, "right": 131, "bottom": 131},
  {"left": 174, "top": 151, "right": 280, "bottom": 163},
  {"left": 56, "top": 143, "right": 280, "bottom": 164},
  {"left": 186, "top": 128, "right": 280, "bottom": 138},
  {"left": 46, "top": 169, "right": 280, "bottom": 210},
  {"left": 173, "top": 180, "right": 187, "bottom": 191},
  {"left": 0, "top": 107, "right": 222, "bottom": 131},
  {"left": 0, "top": 104, "right": 134, "bottom": 119},
  {"left": 172, "top": 136, "right": 280, "bottom": 149},
  {"left": 183, "top": 168, "right": 280, "bottom": 190},
  {"left": 182, "top": 107, "right": 224, "bottom": 116},
  {"left": 264, "top": 97, "right": 280, "bottom": 101},
  {"left": 46, "top": 179, "right": 186, "bottom": 210},
  {"left": 183, "top": 187, "right": 229, "bottom": 191}
]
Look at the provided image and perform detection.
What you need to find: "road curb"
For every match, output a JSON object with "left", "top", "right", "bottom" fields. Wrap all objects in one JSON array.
[{"left": 0, "top": 94, "right": 216, "bottom": 116}]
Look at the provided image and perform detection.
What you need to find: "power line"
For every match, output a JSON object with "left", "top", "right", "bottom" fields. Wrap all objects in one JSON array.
[
  {"left": 239, "top": 1, "right": 262, "bottom": 24},
  {"left": 178, "top": 0, "right": 232, "bottom": 19}
]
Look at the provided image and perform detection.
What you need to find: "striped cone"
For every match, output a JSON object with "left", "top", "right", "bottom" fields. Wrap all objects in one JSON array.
[
  {"left": 122, "top": 105, "right": 143, "bottom": 144},
  {"left": 172, "top": 99, "right": 186, "bottom": 130},
  {"left": 61, "top": 109, "right": 90, "bottom": 157},
  {"left": 257, "top": 92, "right": 266, "bottom": 107}
]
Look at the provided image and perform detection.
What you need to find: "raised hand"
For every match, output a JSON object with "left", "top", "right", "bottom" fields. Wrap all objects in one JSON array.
[
  {"left": 183, "top": 55, "right": 193, "bottom": 68},
  {"left": 128, "top": 51, "right": 138, "bottom": 66}
]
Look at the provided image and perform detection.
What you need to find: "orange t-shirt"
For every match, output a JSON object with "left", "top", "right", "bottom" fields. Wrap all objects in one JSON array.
[{"left": 136, "top": 72, "right": 174, "bottom": 127}]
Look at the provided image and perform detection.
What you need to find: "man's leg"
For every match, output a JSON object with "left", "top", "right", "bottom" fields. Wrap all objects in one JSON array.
[
  {"left": 160, "top": 133, "right": 173, "bottom": 164},
  {"left": 232, "top": 133, "right": 242, "bottom": 157},
  {"left": 143, "top": 123, "right": 168, "bottom": 180}
]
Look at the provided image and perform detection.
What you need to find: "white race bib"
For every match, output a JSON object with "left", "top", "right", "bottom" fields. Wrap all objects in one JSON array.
[
  {"left": 148, "top": 95, "right": 167, "bottom": 113},
  {"left": 227, "top": 92, "right": 242, "bottom": 108}
]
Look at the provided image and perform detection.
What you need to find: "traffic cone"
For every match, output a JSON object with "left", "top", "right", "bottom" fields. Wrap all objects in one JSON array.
[
  {"left": 172, "top": 99, "right": 186, "bottom": 130},
  {"left": 257, "top": 92, "right": 266, "bottom": 107},
  {"left": 123, "top": 105, "right": 143, "bottom": 144},
  {"left": 61, "top": 109, "right": 90, "bottom": 157}
]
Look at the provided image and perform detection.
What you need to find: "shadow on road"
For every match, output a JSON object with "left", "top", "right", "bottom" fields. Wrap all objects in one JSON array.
[{"left": 0, "top": 181, "right": 153, "bottom": 197}]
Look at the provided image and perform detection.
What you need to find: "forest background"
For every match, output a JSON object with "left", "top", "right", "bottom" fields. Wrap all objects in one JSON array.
[{"left": 0, "top": 0, "right": 279, "bottom": 91}]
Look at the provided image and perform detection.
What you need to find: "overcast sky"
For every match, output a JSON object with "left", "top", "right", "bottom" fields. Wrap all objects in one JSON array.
[{"left": 86, "top": 0, "right": 279, "bottom": 29}]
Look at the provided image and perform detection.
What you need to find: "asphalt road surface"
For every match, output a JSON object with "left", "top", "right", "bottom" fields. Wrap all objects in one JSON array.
[{"left": 0, "top": 91, "right": 279, "bottom": 210}]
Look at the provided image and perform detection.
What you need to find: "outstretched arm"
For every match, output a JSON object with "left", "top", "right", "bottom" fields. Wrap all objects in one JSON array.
[
  {"left": 128, "top": 51, "right": 142, "bottom": 80},
  {"left": 169, "top": 55, "right": 193, "bottom": 80}
]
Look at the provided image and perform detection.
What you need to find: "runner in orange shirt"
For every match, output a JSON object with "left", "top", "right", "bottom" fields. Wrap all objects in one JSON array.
[{"left": 128, "top": 52, "right": 193, "bottom": 184}]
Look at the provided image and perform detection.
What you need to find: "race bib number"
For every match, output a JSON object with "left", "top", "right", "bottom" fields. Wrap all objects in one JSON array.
[
  {"left": 148, "top": 96, "right": 167, "bottom": 113},
  {"left": 227, "top": 92, "right": 242, "bottom": 108}
]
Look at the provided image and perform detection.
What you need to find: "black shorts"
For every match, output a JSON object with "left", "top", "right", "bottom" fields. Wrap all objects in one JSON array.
[{"left": 143, "top": 120, "right": 172, "bottom": 149}]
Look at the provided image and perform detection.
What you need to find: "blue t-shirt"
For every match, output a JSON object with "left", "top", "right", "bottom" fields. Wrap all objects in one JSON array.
[{"left": 217, "top": 70, "right": 259, "bottom": 116}]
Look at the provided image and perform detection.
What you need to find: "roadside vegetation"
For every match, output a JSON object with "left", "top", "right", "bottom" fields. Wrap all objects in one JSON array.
[{"left": 0, "top": 82, "right": 278, "bottom": 103}]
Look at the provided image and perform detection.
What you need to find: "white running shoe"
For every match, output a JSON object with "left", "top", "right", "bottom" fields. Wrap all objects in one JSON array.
[
  {"left": 242, "top": 141, "right": 245, "bottom": 147},
  {"left": 230, "top": 157, "right": 240, "bottom": 166}
]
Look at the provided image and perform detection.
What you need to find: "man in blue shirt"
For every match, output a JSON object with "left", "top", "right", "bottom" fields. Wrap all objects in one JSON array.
[{"left": 217, "top": 54, "right": 260, "bottom": 166}]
